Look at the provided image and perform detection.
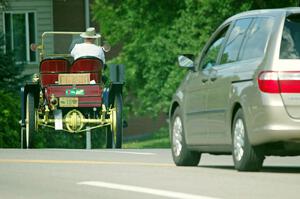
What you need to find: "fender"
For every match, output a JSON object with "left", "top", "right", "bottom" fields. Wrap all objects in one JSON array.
[
  {"left": 108, "top": 84, "right": 123, "bottom": 105},
  {"left": 108, "top": 64, "right": 125, "bottom": 105}
]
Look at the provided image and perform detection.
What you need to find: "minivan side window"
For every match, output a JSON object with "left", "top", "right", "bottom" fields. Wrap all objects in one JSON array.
[
  {"left": 239, "top": 17, "right": 274, "bottom": 60},
  {"left": 280, "top": 14, "right": 300, "bottom": 59},
  {"left": 220, "top": 18, "right": 252, "bottom": 64},
  {"left": 200, "top": 26, "right": 229, "bottom": 70}
]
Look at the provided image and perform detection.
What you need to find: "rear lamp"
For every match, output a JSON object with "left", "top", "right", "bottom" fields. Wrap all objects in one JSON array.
[{"left": 258, "top": 71, "right": 300, "bottom": 93}]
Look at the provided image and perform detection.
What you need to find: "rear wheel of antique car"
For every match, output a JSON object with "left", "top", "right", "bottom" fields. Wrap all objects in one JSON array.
[
  {"left": 107, "top": 93, "right": 123, "bottom": 148},
  {"left": 25, "top": 92, "right": 36, "bottom": 148},
  {"left": 232, "top": 109, "right": 264, "bottom": 171},
  {"left": 171, "top": 107, "right": 201, "bottom": 166}
]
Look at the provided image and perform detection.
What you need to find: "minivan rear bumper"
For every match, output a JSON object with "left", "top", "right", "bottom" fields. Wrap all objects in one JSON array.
[{"left": 247, "top": 103, "right": 300, "bottom": 145}]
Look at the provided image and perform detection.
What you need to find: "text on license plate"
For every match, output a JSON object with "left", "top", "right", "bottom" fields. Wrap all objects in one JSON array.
[{"left": 59, "top": 97, "right": 78, "bottom": 107}]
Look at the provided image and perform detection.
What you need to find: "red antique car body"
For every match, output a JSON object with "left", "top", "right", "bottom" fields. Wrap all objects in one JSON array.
[{"left": 20, "top": 32, "right": 124, "bottom": 149}]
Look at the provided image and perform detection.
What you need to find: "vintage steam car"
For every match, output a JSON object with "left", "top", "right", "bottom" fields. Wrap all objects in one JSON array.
[{"left": 20, "top": 31, "right": 124, "bottom": 149}]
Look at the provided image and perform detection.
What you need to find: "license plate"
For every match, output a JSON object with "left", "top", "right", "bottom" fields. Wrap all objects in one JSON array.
[
  {"left": 59, "top": 97, "right": 78, "bottom": 107},
  {"left": 58, "top": 73, "right": 90, "bottom": 85},
  {"left": 65, "top": 88, "right": 85, "bottom": 96}
]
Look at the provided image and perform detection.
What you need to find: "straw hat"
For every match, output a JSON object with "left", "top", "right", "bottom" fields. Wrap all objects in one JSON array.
[{"left": 80, "top": 27, "right": 100, "bottom": 39}]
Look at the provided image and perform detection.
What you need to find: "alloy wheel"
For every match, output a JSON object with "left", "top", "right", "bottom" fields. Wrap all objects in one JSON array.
[
  {"left": 172, "top": 116, "right": 183, "bottom": 157},
  {"left": 233, "top": 118, "right": 245, "bottom": 162}
]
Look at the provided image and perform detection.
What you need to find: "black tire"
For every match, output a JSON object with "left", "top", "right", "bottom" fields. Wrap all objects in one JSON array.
[
  {"left": 24, "top": 92, "right": 36, "bottom": 148},
  {"left": 20, "top": 127, "right": 26, "bottom": 149},
  {"left": 106, "top": 126, "right": 113, "bottom": 148},
  {"left": 232, "top": 109, "right": 264, "bottom": 171},
  {"left": 108, "top": 93, "right": 123, "bottom": 148},
  {"left": 170, "top": 107, "right": 201, "bottom": 166}
]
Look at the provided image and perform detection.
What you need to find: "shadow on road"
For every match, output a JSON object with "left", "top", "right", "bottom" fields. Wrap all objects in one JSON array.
[
  {"left": 199, "top": 165, "right": 300, "bottom": 173},
  {"left": 261, "top": 166, "right": 300, "bottom": 174}
]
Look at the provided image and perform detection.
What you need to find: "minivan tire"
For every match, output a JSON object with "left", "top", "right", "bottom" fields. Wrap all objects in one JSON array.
[
  {"left": 232, "top": 109, "right": 264, "bottom": 171},
  {"left": 171, "top": 107, "right": 201, "bottom": 166}
]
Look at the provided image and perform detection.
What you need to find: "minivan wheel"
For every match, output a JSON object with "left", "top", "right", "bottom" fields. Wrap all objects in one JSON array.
[
  {"left": 171, "top": 107, "right": 201, "bottom": 166},
  {"left": 232, "top": 109, "right": 264, "bottom": 171}
]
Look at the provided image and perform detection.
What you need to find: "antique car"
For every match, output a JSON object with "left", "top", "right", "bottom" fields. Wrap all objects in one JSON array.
[{"left": 20, "top": 31, "right": 125, "bottom": 149}]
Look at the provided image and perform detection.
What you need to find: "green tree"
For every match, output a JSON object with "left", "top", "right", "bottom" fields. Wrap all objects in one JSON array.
[
  {"left": 0, "top": 34, "right": 27, "bottom": 147},
  {"left": 0, "top": 34, "right": 28, "bottom": 91},
  {"left": 93, "top": 0, "right": 297, "bottom": 117}
]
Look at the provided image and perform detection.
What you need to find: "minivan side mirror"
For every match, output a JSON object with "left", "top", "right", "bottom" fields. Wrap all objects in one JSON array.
[{"left": 178, "top": 54, "right": 195, "bottom": 71}]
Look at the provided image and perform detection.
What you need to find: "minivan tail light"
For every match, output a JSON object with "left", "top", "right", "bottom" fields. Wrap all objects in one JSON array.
[
  {"left": 258, "top": 71, "right": 300, "bottom": 93},
  {"left": 258, "top": 71, "right": 280, "bottom": 93}
]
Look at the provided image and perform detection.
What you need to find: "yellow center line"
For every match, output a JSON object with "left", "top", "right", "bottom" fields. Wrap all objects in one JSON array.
[{"left": 0, "top": 159, "right": 174, "bottom": 167}]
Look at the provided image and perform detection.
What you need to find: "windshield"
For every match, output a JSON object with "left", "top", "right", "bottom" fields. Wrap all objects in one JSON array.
[
  {"left": 280, "top": 14, "right": 300, "bottom": 59},
  {"left": 41, "top": 32, "right": 101, "bottom": 59}
]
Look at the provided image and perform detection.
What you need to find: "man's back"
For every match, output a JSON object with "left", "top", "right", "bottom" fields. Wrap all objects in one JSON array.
[{"left": 71, "top": 43, "right": 105, "bottom": 62}]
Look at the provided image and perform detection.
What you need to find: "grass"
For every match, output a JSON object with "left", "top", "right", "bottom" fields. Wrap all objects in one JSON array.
[{"left": 123, "top": 127, "right": 170, "bottom": 149}]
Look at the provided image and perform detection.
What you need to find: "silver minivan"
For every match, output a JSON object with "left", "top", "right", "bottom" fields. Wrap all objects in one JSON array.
[{"left": 169, "top": 8, "right": 300, "bottom": 171}]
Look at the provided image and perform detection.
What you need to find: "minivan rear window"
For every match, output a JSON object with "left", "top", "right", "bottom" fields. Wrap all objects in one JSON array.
[{"left": 280, "top": 14, "right": 300, "bottom": 59}]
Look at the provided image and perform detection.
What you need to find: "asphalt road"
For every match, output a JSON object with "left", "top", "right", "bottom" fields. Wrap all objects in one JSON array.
[{"left": 0, "top": 149, "right": 299, "bottom": 199}]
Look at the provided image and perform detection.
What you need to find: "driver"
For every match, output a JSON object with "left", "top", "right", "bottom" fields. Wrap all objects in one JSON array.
[{"left": 71, "top": 27, "right": 105, "bottom": 63}]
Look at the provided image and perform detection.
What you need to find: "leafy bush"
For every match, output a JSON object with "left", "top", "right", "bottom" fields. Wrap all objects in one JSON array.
[
  {"left": 0, "top": 34, "right": 26, "bottom": 148},
  {"left": 32, "top": 128, "right": 105, "bottom": 149},
  {"left": 0, "top": 90, "right": 20, "bottom": 147}
]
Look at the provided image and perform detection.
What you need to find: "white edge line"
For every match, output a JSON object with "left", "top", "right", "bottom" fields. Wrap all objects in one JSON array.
[{"left": 77, "top": 181, "right": 220, "bottom": 199}]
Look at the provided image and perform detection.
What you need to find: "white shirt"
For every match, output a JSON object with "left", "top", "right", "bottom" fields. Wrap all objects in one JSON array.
[{"left": 71, "top": 43, "right": 105, "bottom": 63}]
